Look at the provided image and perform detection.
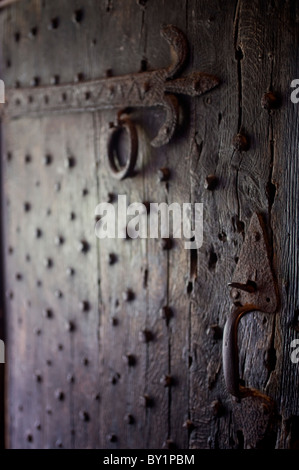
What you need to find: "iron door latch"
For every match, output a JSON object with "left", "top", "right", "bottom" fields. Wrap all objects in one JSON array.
[{"left": 223, "top": 212, "right": 279, "bottom": 399}]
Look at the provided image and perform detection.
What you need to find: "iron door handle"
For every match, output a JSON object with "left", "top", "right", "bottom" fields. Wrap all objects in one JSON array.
[
  {"left": 222, "top": 213, "right": 278, "bottom": 400},
  {"left": 223, "top": 304, "right": 258, "bottom": 398}
]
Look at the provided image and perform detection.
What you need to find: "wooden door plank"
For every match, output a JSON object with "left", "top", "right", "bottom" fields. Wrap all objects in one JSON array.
[
  {"left": 94, "top": 1, "right": 154, "bottom": 449},
  {"left": 188, "top": 0, "right": 240, "bottom": 449},
  {"left": 259, "top": 1, "right": 299, "bottom": 449}
]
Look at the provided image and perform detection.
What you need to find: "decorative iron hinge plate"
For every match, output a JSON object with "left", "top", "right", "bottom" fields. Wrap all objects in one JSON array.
[{"left": 1, "top": 25, "right": 220, "bottom": 178}]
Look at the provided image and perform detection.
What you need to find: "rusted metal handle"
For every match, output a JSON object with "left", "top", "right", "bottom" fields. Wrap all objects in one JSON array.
[
  {"left": 107, "top": 116, "right": 138, "bottom": 180},
  {"left": 223, "top": 304, "right": 259, "bottom": 398}
]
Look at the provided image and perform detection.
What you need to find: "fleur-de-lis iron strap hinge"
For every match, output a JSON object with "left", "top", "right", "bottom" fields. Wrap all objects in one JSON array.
[{"left": 1, "top": 25, "right": 220, "bottom": 179}]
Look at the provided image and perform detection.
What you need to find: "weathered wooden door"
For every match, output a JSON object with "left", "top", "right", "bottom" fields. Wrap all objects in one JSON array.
[{"left": 1, "top": 0, "right": 299, "bottom": 449}]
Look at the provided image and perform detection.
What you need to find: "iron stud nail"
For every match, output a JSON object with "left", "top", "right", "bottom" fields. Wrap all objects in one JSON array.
[
  {"left": 261, "top": 91, "right": 281, "bottom": 110},
  {"left": 34, "top": 421, "right": 41, "bottom": 431},
  {"left": 160, "top": 374, "right": 173, "bottom": 387},
  {"left": 111, "top": 373, "right": 120, "bottom": 385},
  {"left": 158, "top": 167, "right": 170, "bottom": 182},
  {"left": 66, "top": 372, "right": 75, "bottom": 383},
  {"left": 55, "top": 439, "right": 63, "bottom": 448},
  {"left": 66, "top": 267, "right": 75, "bottom": 276},
  {"left": 107, "top": 433, "right": 117, "bottom": 443},
  {"left": 122, "top": 288, "right": 135, "bottom": 302},
  {"left": 206, "top": 324, "right": 223, "bottom": 340},
  {"left": 183, "top": 419, "right": 194, "bottom": 431},
  {"left": 160, "top": 306, "right": 173, "bottom": 324},
  {"left": 75, "top": 72, "right": 85, "bottom": 82},
  {"left": 79, "top": 300, "right": 90, "bottom": 312},
  {"left": 162, "top": 439, "right": 176, "bottom": 449},
  {"left": 31, "top": 76, "right": 40, "bottom": 87},
  {"left": 67, "top": 373, "right": 75, "bottom": 384},
  {"left": 54, "top": 235, "right": 64, "bottom": 246},
  {"left": 54, "top": 389, "right": 65, "bottom": 401},
  {"left": 55, "top": 289, "right": 63, "bottom": 299},
  {"left": 34, "top": 370, "right": 42, "bottom": 383},
  {"left": 78, "top": 240, "right": 90, "bottom": 253},
  {"left": 107, "top": 192, "right": 115, "bottom": 203},
  {"left": 204, "top": 174, "right": 218, "bottom": 190},
  {"left": 230, "top": 288, "right": 240, "bottom": 300},
  {"left": 48, "top": 17, "right": 60, "bottom": 30},
  {"left": 43, "top": 154, "right": 52, "bottom": 165},
  {"left": 211, "top": 399, "right": 224, "bottom": 417},
  {"left": 232, "top": 133, "right": 250, "bottom": 151},
  {"left": 124, "top": 414, "right": 135, "bottom": 425},
  {"left": 161, "top": 238, "right": 173, "bottom": 250},
  {"left": 64, "top": 156, "right": 76, "bottom": 168},
  {"left": 24, "top": 202, "right": 31, "bottom": 212},
  {"left": 50, "top": 75, "right": 60, "bottom": 85},
  {"left": 79, "top": 410, "right": 90, "bottom": 422},
  {"left": 73, "top": 8, "right": 84, "bottom": 24},
  {"left": 29, "top": 26, "right": 38, "bottom": 38},
  {"left": 65, "top": 320, "right": 75, "bottom": 332},
  {"left": 26, "top": 432, "right": 33, "bottom": 443},
  {"left": 6, "top": 291, "right": 13, "bottom": 300},
  {"left": 122, "top": 353, "right": 136, "bottom": 367},
  {"left": 43, "top": 308, "right": 53, "bottom": 319},
  {"left": 108, "top": 253, "right": 117, "bottom": 265},
  {"left": 140, "top": 394, "right": 153, "bottom": 407},
  {"left": 139, "top": 329, "right": 154, "bottom": 343},
  {"left": 43, "top": 258, "right": 53, "bottom": 268}
]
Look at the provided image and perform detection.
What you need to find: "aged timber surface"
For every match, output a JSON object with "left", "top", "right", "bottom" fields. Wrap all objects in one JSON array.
[{"left": 0, "top": 0, "right": 299, "bottom": 449}]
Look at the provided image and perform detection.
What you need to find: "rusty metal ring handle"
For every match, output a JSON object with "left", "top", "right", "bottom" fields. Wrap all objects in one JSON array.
[
  {"left": 223, "top": 304, "right": 260, "bottom": 399},
  {"left": 107, "top": 117, "right": 138, "bottom": 180}
]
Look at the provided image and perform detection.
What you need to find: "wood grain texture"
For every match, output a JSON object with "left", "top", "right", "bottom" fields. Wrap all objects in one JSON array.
[{"left": 1, "top": 0, "right": 299, "bottom": 449}]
